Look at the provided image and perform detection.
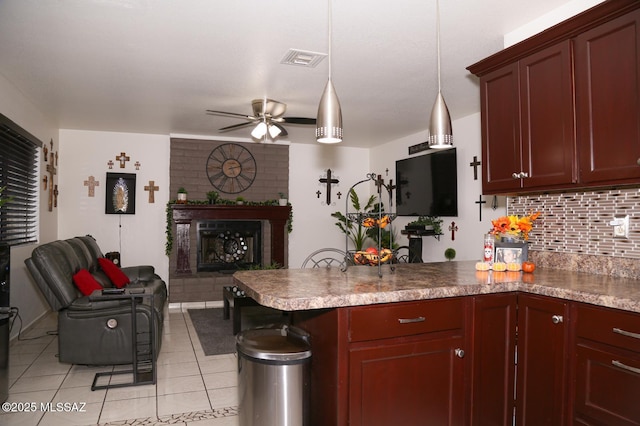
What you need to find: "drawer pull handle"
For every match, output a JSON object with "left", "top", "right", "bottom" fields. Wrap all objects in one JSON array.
[
  {"left": 398, "top": 316, "right": 425, "bottom": 324},
  {"left": 612, "top": 360, "right": 640, "bottom": 375},
  {"left": 455, "top": 348, "right": 465, "bottom": 358},
  {"left": 613, "top": 327, "right": 640, "bottom": 340},
  {"left": 552, "top": 315, "right": 563, "bottom": 324}
]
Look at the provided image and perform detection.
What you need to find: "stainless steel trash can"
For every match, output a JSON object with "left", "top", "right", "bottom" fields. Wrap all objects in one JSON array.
[{"left": 237, "top": 324, "right": 311, "bottom": 426}]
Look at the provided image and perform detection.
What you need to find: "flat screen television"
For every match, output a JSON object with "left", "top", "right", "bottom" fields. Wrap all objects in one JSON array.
[{"left": 395, "top": 148, "right": 458, "bottom": 217}]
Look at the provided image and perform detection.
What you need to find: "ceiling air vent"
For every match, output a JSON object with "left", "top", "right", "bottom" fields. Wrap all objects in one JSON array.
[{"left": 280, "top": 49, "right": 327, "bottom": 68}]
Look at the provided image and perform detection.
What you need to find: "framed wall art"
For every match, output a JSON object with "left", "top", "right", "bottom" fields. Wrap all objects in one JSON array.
[
  {"left": 105, "top": 173, "right": 136, "bottom": 214},
  {"left": 494, "top": 241, "right": 528, "bottom": 265}
]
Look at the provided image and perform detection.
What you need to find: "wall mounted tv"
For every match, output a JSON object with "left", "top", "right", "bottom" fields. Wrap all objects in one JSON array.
[{"left": 395, "top": 148, "right": 458, "bottom": 217}]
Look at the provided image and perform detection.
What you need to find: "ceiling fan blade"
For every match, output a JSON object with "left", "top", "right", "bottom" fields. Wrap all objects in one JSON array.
[
  {"left": 218, "top": 121, "right": 255, "bottom": 132},
  {"left": 206, "top": 109, "right": 253, "bottom": 120},
  {"left": 282, "top": 117, "right": 317, "bottom": 125}
]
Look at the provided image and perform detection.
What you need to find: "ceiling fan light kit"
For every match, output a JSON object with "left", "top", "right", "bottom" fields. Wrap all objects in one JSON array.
[
  {"left": 316, "top": 0, "right": 343, "bottom": 144},
  {"left": 428, "top": 0, "right": 453, "bottom": 149},
  {"left": 206, "top": 98, "right": 315, "bottom": 141}
]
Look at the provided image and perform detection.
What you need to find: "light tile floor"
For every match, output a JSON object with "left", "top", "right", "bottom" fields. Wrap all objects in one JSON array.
[{"left": 1, "top": 305, "right": 239, "bottom": 426}]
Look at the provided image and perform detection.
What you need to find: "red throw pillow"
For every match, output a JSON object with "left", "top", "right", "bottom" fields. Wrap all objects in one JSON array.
[
  {"left": 98, "top": 257, "right": 130, "bottom": 288},
  {"left": 72, "top": 269, "right": 103, "bottom": 296}
]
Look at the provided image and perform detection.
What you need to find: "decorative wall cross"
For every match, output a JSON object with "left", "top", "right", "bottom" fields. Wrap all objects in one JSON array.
[
  {"left": 116, "top": 152, "right": 130, "bottom": 168},
  {"left": 449, "top": 221, "right": 458, "bottom": 241},
  {"left": 144, "top": 180, "right": 159, "bottom": 203},
  {"left": 84, "top": 176, "right": 99, "bottom": 197},
  {"left": 107, "top": 160, "right": 114, "bottom": 169},
  {"left": 46, "top": 152, "right": 57, "bottom": 212},
  {"left": 319, "top": 169, "right": 340, "bottom": 205},
  {"left": 475, "top": 194, "right": 487, "bottom": 221},
  {"left": 135, "top": 161, "right": 141, "bottom": 170},
  {"left": 53, "top": 185, "right": 59, "bottom": 208},
  {"left": 470, "top": 156, "right": 482, "bottom": 180}
]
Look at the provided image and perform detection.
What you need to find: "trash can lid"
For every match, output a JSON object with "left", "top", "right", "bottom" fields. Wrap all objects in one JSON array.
[{"left": 236, "top": 325, "right": 312, "bottom": 361}]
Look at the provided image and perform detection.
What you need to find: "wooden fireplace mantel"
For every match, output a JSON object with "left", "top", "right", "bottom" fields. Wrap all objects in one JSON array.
[{"left": 171, "top": 204, "right": 291, "bottom": 273}]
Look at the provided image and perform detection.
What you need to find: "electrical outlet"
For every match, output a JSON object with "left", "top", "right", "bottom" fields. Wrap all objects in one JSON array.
[{"left": 609, "top": 215, "right": 630, "bottom": 239}]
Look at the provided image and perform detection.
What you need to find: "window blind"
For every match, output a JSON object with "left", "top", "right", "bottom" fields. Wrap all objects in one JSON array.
[{"left": 0, "top": 113, "right": 42, "bottom": 246}]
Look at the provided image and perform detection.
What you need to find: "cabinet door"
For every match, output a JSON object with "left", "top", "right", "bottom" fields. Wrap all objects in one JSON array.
[
  {"left": 471, "top": 293, "right": 517, "bottom": 426},
  {"left": 349, "top": 335, "right": 465, "bottom": 426},
  {"left": 516, "top": 294, "right": 570, "bottom": 426},
  {"left": 520, "top": 41, "right": 577, "bottom": 189},
  {"left": 480, "top": 63, "right": 522, "bottom": 194},
  {"left": 575, "top": 9, "right": 640, "bottom": 184}
]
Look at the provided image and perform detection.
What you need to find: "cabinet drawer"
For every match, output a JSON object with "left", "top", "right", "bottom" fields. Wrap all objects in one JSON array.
[
  {"left": 349, "top": 298, "right": 464, "bottom": 342},
  {"left": 575, "top": 342, "right": 640, "bottom": 425},
  {"left": 575, "top": 303, "right": 640, "bottom": 353}
]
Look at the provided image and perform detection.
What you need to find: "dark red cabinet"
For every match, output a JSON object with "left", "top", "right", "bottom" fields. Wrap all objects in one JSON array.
[
  {"left": 470, "top": 293, "right": 517, "bottom": 425},
  {"left": 469, "top": 1, "right": 640, "bottom": 195},
  {"left": 515, "top": 293, "right": 570, "bottom": 426},
  {"left": 575, "top": 9, "right": 640, "bottom": 186},
  {"left": 573, "top": 303, "right": 640, "bottom": 425},
  {"left": 479, "top": 42, "right": 575, "bottom": 194}
]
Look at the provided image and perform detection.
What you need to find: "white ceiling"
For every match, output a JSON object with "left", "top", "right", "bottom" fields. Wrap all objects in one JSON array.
[{"left": 0, "top": 0, "right": 583, "bottom": 148}]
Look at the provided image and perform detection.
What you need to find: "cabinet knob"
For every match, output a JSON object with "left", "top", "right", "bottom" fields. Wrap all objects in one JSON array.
[
  {"left": 551, "top": 315, "right": 563, "bottom": 324},
  {"left": 511, "top": 172, "right": 529, "bottom": 179},
  {"left": 455, "top": 348, "right": 465, "bottom": 358},
  {"left": 520, "top": 172, "right": 529, "bottom": 178},
  {"left": 512, "top": 172, "right": 520, "bottom": 179},
  {"left": 637, "top": 158, "right": 640, "bottom": 166}
]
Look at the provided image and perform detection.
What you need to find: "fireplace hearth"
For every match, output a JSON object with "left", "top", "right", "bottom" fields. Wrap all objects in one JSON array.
[{"left": 197, "top": 221, "right": 261, "bottom": 272}]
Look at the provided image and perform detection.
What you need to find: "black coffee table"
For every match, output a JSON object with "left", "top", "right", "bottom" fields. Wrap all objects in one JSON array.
[{"left": 222, "top": 286, "right": 259, "bottom": 335}]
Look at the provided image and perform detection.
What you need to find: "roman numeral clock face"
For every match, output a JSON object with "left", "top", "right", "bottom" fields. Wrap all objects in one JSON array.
[{"left": 207, "top": 143, "right": 257, "bottom": 194}]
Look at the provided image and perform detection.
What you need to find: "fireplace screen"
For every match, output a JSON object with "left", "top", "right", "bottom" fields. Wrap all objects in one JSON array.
[{"left": 197, "top": 221, "right": 262, "bottom": 272}]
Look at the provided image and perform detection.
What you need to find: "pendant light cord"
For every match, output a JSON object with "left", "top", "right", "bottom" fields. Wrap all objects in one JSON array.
[
  {"left": 328, "top": 0, "right": 333, "bottom": 80},
  {"left": 436, "top": 0, "right": 441, "bottom": 92}
]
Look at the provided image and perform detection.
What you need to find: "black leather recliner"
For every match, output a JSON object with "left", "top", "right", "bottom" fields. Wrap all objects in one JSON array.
[{"left": 25, "top": 235, "right": 167, "bottom": 365}]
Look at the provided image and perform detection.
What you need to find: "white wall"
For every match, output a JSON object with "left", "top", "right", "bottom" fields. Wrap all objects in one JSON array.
[
  {"left": 504, "top": 0, "right": 605, "bottom": 47},
  {"left": 0, "top": 73, "right": 59, "bottom": 338},
  {"left": 288, "top": 143, "right": 371, "bottom": 268},
  {"left": 58, "top": 129, "right": 171, "bottom": 281},
  {"left": 370, "top": 113, "right": 506, "bottom": 262}
]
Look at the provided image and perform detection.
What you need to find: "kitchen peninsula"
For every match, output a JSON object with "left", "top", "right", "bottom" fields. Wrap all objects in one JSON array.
[{"left": 234, "top": 262, "right": 640, "bottom": 426}]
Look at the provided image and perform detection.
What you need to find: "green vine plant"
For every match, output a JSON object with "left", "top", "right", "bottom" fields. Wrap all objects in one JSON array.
[
  {"left": 0, "top": 186, "right": 12, "bottom": 208},
  {"left": 331, "top": 189, "right": 376, "bottom": 251},
  {"left": 165, "top": 198, "right": 293, "bottom": 256}
]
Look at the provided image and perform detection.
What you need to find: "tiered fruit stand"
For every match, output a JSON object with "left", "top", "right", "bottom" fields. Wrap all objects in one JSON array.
[{"left": 343, "top": 173, "right": 396, "bottom": 277}]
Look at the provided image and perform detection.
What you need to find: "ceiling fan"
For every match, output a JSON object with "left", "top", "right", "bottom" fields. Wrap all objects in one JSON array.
[{"left": 206, "top": 98, "right": 316, "bottom": 140}]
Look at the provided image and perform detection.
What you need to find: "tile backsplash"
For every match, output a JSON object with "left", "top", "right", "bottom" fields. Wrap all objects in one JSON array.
[{"left": 508, "top": 187, "right": 640, "bottom": 260}]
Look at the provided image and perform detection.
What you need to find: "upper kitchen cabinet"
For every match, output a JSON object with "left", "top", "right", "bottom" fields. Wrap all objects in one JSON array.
[
  {"left": 468, "top": 0, "right": 640, "bottom": 195},
  {"left": 575, "top": 9, "right": 640, "bottom": 185},
  {"left": 479, "top": 42, "right": 575, "bottom": 194}
]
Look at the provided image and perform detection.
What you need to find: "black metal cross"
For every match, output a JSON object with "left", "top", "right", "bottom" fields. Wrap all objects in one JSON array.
[
  {"left": 470, "top": 156, "right": 482, "bottom": 180},
  {"left": 319, "top": 169, "right": 339, "bottom": 205},
  {"left": 475, "top": 194, "right": 487, "bottom": 221}
]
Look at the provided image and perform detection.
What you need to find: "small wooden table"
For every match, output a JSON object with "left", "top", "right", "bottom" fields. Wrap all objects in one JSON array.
[{"left": 222, "top": 286, "right": 259, "bottom": 335}]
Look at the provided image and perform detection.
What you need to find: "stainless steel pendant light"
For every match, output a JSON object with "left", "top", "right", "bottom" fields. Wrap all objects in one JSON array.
[
  {"left": 316, "top": 0, "right": 343, "bottom": 143},
  {"left": 428, "top": 0, "right": 453, "bottom": 149}
]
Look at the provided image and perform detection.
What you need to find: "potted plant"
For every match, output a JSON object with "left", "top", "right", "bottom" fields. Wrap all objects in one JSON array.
[
  {"left": 331, "top": 189, "right": 376, "bottom": 251},
  {"left": 444, "top": 248, "right": 456, "bottom": 261},
  {"left": 407, "top": 216, "right": 443, "bottom": 235},
  {"left": 278, "top": 192, "right": 288, "bottom": 206},
  {"left": 176, "top": 187, "right": 188, "bottom": 204},
  {"left": 235, "top": 196, "right": 245, "bottom": 205},
  {"left": 206, "top": 190, "right": 219, "bottom": 205}
]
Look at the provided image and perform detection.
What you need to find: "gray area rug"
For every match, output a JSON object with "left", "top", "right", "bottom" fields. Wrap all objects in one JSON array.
[{"left": 188, "top": 307, "right": 289, "bottom": 356}]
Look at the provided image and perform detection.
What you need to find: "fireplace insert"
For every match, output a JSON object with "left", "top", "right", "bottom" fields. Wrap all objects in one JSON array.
[{"left": 197, "top": 221, "right": 262, "bottom": 272}]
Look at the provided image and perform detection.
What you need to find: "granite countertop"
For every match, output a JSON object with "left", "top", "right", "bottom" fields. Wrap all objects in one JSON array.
[{"left": 233, "top": 261, "right": 640, "bottom": 313}]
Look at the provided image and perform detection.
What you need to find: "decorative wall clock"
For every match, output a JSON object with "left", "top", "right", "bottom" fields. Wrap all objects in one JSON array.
[{"left": 206, "top": 143, "right": 257, "bottom": 194}]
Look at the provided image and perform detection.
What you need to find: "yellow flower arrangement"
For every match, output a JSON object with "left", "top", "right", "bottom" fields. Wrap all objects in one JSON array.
[{"left": 490, "top": 211, "right": 540, "bottom": 241}]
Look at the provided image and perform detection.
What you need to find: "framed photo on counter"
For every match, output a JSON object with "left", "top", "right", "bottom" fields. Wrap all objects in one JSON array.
[{"left": 494, "top": 241, "right": 528, "bottom": 266}]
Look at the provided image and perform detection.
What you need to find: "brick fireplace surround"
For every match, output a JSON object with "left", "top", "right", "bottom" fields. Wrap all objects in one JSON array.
[{"left": 169, "top": 138, "right": 290, "bottom": 303}]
